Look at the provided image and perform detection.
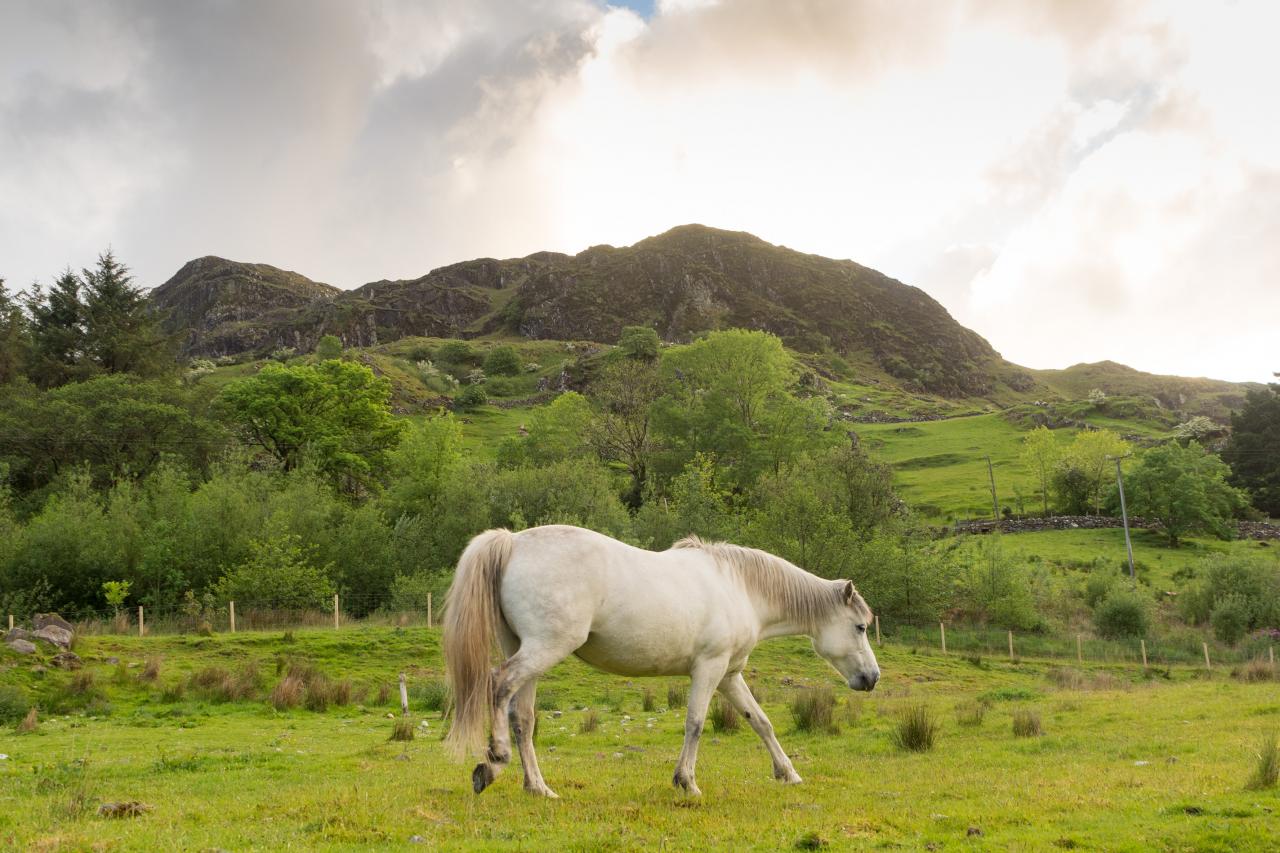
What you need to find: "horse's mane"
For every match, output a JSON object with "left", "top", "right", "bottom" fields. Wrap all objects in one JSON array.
[{"left": 672, "top": 535, "right": 870, "bottom": 628}]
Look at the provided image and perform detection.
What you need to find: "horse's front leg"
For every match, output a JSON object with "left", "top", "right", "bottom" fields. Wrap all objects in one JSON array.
[
  {"left": 719, "top": 672, "right": 801, "bottom": 784},
  {"left": 672, "top": 656, "right": 729, "bottom": 797}
]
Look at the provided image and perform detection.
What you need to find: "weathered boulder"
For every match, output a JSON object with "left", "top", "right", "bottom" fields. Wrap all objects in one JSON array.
[
  {"left": 33, "top": 613, "right": 74, "bottom": 633},
  {"left": 6, "top": 639, "right": 36, "bottom": 655},
  {"left": 5, "top": 627, "right": 31, "bottom": 643},
  {"left": 32, "top": 625, "right": 74, "bottom": 650},
  {"left": 50, "top": 651, "right": 82, "bottom": 670}
]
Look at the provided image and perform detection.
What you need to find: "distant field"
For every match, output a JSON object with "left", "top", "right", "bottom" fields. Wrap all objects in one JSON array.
[
  {"left": 856, "top": 413, "right": 1073, "bottom": 522},
  {"left": 2, "top": 628, "right": 1277, "bottom": 850}
]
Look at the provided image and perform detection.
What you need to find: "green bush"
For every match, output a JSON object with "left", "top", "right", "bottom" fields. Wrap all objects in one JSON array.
[
  {"left": 0, "top": 685, "right": 31, "bottom": 723},
  {"left": 617, "top": 326, "right": 660, "bottom": 360},
  {"left": 436, "top": 341, "right": 476, "bottom": 366},
  {"left": 213, "top": 534, "right": 335, "bottom": 610},
  {"left": 1094, "top": 587, "right": 1150, "bottom": 639},
  {"left": 483, "top": 346, "right": 522, "bottom": 377},
  {"left": 1211, "top": 594, "right": 1251, "bottom": 646},
  {"left": 453, "top": 384, "right": 487, "bottom": 411}
]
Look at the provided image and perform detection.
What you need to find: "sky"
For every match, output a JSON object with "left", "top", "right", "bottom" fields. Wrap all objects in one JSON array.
[{"left": 0, "top": 0, "right": 1276, "bottom": 383}]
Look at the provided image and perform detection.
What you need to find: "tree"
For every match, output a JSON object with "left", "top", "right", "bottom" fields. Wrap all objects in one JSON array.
[
  {"left": 1125, "top": 441, "right": 1248, "bottom": 546},
  {"left": 654, "top": 330, "right": 830, "bottom": 488},
  {"left": 591, "top": 358, "right": 663, "bottom": 504},
  {"left": 617, "top": 326, "right": 660, "bottom": 361},
  {"left": 217, "top": 360, "right": 405, "bottom": 491},
  {"left": 213, "top": 533, "right": 335, "bottom": 610},
  {"left": 1019, "top": 426, "right": 1060, "bottom": 517},
  {"left": 1054, "top": 429, "right": 1129, "bottom": 515},
  {"left": 315, "top": 334, "right": 343, "bottom": 361},
  {"left": 499, "top": 392, "right": 594, "bottom": 468},
  {"left": 0, "top": 278, "right": 29, "bottom": 384},
  {"left": 24, "top": 269, "right": 88, "bottom": 387},
  {"left": 483, "top": 345, "right": 521, "bottom": 376},
  {"left": 80, "top": 251, "right": 176, "bottom": 377},
  {"left": 1222, "top": 384, "right": 1280, "bottom": 517}
]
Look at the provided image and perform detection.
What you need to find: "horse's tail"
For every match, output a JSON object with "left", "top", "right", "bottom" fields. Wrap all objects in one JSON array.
[{"left": 443, "top": 528, "right": 514, "bottom": 761}]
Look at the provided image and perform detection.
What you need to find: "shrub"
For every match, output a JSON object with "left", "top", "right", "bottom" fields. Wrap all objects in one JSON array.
[
  {"left": 618, "top": 326, "right": 660, "bottom": 360},
  {"left": 579, "top": 709, "right": 599, "bottom": 733},
  {"left": 436, "top": 341, "right": 476, "bottom": 367},
  {"left": 483, "top": 346, "right": 522, "bottom": 377},
  {"left": 1012, "top": 709, "right": 1043, "bottom": 737},
  {"left": 955, "top": 700, "right": 985, "bottom": 727},
  {"left": 213, "top": 535, "right": 335, "bottom": 611},
  {"left": 892, "top": 704, "right": 938, "bottom": 752},
  {"left": 453, "top": 383, "right": 487, "bottom": 411},
  {"left": 791, "top": 687, "right": 838, "bottom": 734},
  {"left": 1094, "top": 588, "right": 1150, "bottom": 639},
  {"left": 1211, "top": 594, "right": 1251, "bottom": 646},
  {"left": 667, "top": 682, "right": 687, "bottom": 709},
  {"left": 1247, "top": 734, "right": 1279, "bottom": 790},
  {"left": 709, "top": 697, "right": 741, "bottom": 733},
  {"left": 0, "top": 685, "right": 31, "bottom": 723}
]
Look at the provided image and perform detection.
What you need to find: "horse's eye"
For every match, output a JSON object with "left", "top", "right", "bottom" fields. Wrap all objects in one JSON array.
[{"left": 856, "top": 624, "right": 866, "bottom": 634}]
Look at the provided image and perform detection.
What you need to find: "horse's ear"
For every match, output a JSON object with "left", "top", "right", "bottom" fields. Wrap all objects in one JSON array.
[{"left": 841, "top": 580, "right": 856, "bottom": 606}]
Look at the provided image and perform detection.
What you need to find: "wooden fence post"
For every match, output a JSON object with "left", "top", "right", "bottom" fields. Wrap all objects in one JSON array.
[
  {"left": 138, "top": 605, "right": 145, "bottom": 637},
  {"left": 399, "top": 673, "right": 410, "bottom": 716},
  {"left": 1140, "top": 639, "right": 1147, "bottom": 669},
  {"left": 229, "top": 601, "right": 236, "bottom": 634},
  {"left": 1270, "top": 646, "right": 1275, "bottom": 668},
  {"left": 333, "top": 594, "right": 340, "bottom": 630},
  {"left": 1008, "top": 630, "right": 1014, "bottom": 660},
  {"left": 7, "top": 614, "right": 12, "bottom": 631},
  {"left": 1076, "top": 634, "right": 1082, "bottom": 663},
  {"left": 939, "top": 622, "right": 947, "bottom": 654},
  {"left": 874, "top": 614, "right": 881, "bottom": 645},
  {"left": 427, "top": 592, "right": 433, "bottom": 629},
  {"left": 1202, "top": 642, "right": 1211, "bottom": 670}
]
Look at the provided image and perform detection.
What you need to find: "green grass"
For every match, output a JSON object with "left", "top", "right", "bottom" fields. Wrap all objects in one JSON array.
[{"left": 2, "top": 627, "right": 1279, "bottom": 850}]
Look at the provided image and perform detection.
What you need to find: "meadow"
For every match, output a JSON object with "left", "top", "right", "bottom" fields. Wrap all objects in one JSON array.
[{"left": 2, "top": 626, "right": 1278, "bottom": 851}]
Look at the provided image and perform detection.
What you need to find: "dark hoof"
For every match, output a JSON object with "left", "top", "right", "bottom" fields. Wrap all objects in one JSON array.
[{"left": 472, "top": 763, "right": 495, "bottom": 794}]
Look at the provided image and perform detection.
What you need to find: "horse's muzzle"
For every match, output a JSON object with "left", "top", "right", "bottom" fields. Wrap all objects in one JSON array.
[{"left": 849, "top": 671, "right": 879, "bottom": 692}]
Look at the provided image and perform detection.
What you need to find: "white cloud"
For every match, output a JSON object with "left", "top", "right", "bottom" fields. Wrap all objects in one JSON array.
[{"left": 0, "top": 0, "right": 1275, "bottom": 381}]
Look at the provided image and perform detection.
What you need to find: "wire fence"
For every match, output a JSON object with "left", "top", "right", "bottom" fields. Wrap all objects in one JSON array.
[{"left": 10, "top": 600, "right": 1275, "bottom": 675}]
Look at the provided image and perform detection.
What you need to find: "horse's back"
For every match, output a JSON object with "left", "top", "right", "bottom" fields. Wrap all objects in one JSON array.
[{"left": 498, "top": 525, "right": 751, "bottom": 676}]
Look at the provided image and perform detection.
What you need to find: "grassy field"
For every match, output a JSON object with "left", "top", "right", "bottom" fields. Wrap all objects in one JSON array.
[
  {"left": 855, "top": 413, "right": 1074, "bottom": 522},
  {"left": 2, "top": 627, "right": 1277, "bottom": 851}
]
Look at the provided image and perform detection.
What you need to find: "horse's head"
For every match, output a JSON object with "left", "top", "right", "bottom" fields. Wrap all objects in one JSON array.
[{"left": 812, "top": 580, "right": 880, "bottom": 691}]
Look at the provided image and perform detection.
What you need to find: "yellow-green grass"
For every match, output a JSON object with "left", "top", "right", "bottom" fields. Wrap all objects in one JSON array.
[{"left": 2, "top": 628, "right": 1278, "bottom": 850}]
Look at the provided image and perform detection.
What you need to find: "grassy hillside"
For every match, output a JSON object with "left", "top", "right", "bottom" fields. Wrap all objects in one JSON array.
[{"left": 2, "top": 627, "right": 1278, "bottom": 850}]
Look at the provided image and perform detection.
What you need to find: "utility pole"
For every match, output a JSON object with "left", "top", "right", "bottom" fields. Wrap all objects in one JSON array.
[
  {"left": 986, "top": 456, "right": 1000, "bottom": 522},
  {"left": 1111, "top": 455, "right": 1136, "bottom": 580}
]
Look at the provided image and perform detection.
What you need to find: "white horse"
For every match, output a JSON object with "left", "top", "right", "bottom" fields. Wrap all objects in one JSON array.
[{"left": 443, "top": 524, "right": 879, "bottom": 798}]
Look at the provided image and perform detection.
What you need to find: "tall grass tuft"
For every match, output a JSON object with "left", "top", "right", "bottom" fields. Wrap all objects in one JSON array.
[
  {"left": 140, "top": 656, "right": 162, "bottom": 682},
  {"left": 190, "top": 663, "right": 259, "bottom": 703},
  {"left": 1234, "top": 658, "right": 1277, "bottom": 683},
  {"left": 390, "top": 717, "right": 415, "bottom": 742},
  {"left": 1246, "top": 734, "right": 1278, "bottom": 790},
  {"left": 667, "top": 682, "right": 687, "bottom": 709},
  {"left": 270, "top": 675, "right": 305, "bottom": 710},
  {"left": 0, "top": 685, "right": 30, "bottom": 723},
  {"left": 791, "top": 687, "right": 838, "bottom": 734},
  {"left": 641, "top": 687, "right": 656, "bottom": 712},
  {"left": 892, "top": 703, "right": 938, "bottom": 752},
  {"left": 955, "top": 700, "right": 985, "bottom": 727},
  {"left": 16, "top": 706, "right": 38, "bottom": 734},
  {"left": 709, "top": 697, "right": 741, "bottom": 733},
  {"left": 579, "top": 709, "right": 600, "bottom": 734},
  {"left": 1012, "top": 709, "right": 1043, "bottom": 737},
  {"left": 413, "top": 679, "right": 449, "bottom": 713}
]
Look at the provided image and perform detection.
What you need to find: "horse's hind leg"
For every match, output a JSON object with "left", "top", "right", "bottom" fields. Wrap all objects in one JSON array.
[
  {"left": 718, "top": 672, "right": 801, "bottom": 784},
  {"left": 510, "top": 680, "right": 557, "bottom": 797},
  {"left": 473, "top": 639, "right": 570, "bottom": 795}
]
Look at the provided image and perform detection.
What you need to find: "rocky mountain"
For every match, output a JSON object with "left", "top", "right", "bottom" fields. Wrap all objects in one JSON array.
[
  {"left": 1034, "top": 361, "right": 1257, "bottom": 421},
  {"left": 151, "top": 226, "right": 1035, "bottom": 397}
]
